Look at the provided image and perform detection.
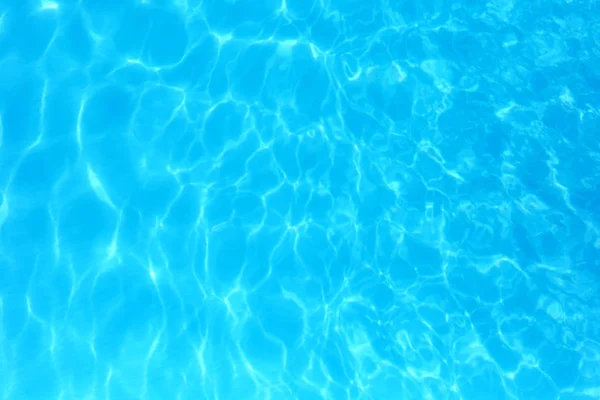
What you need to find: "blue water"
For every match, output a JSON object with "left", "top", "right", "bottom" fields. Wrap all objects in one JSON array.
[{"left": 1, "top": 0, "right": 600, "bottom": 399}]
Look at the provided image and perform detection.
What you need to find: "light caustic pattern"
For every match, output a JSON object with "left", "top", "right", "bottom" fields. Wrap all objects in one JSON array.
[{"left": 1, "top": 0, "right": 600, "bottom": 399}]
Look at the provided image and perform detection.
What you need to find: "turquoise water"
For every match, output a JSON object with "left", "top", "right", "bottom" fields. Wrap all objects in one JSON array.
[{"left": 1, "top": 0, "right": 600, "bottom": 399}]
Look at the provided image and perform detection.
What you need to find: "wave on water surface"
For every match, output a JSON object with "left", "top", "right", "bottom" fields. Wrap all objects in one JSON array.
[{"left": 1, "top": 0, "right": 600, "bottom": 399}]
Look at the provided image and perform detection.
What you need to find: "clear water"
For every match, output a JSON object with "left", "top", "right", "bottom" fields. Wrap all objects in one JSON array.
[{"left": 1, "top": 0, "right": 600, "bottom": 399}]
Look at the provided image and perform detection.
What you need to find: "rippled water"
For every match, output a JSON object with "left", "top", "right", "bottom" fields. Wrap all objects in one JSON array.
[{"left": 1, "top": 0, "right": 600, "bottom": 399}]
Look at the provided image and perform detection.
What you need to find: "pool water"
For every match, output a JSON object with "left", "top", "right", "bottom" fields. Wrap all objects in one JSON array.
[{"left": 1, "top": 0, "right": 600, "bottom": 399}]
